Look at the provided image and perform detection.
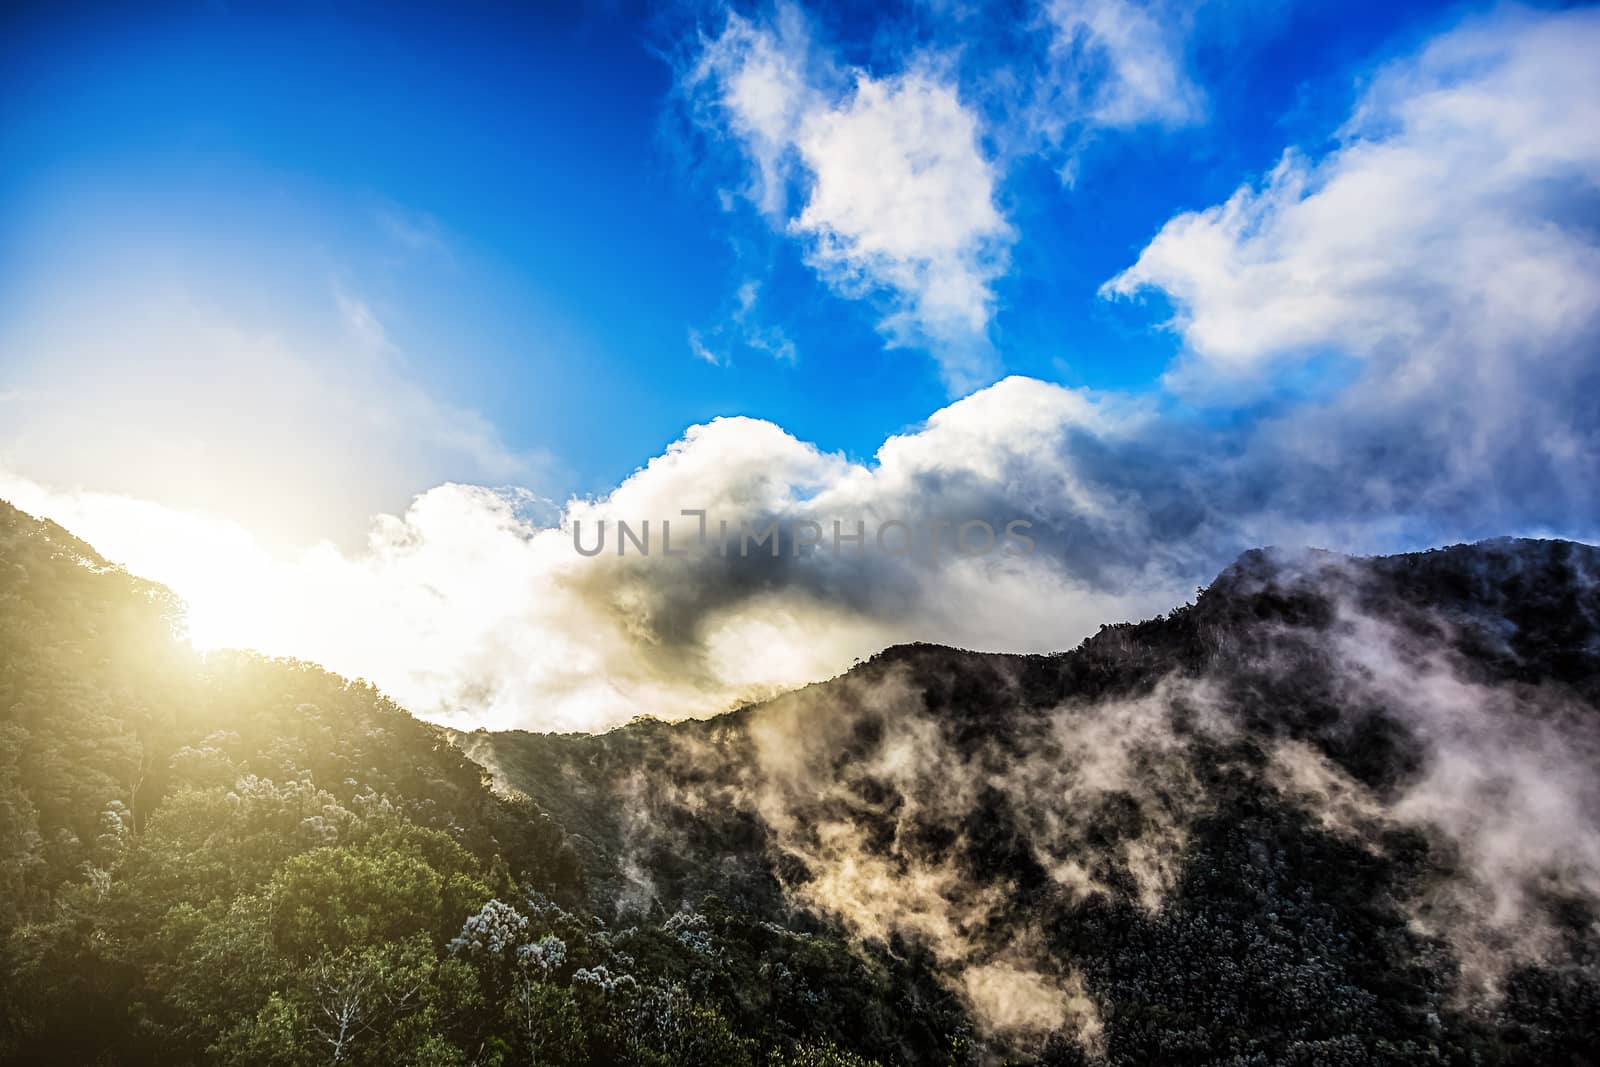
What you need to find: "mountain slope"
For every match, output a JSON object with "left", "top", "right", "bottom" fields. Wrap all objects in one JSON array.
[
  {"left": 463, "top": 538, "right": 1600, "bottom": 1064},
  {"left": 0, "top": 500, "right": 966, "bottom": 1066}
]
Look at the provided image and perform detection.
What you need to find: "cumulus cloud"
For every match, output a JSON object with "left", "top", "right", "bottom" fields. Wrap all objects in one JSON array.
[
  {"left": 1097, "top": 4, "right": 1600, "bottom": 543},
  {"left": 680, "top": 0, "right": 1208, "bottom": 385},
  {"left": 0, "top": 372, "right": 1202, "bottom": 731},
  {"left": 791, "top": 71, "right": 1013, "bottom": 386},
  {"left": 1103, "top": 4, "right": 1600, "bottom": 388},
  {"left": 688, "top": 7, "right": 1012, "bottom": 390}
]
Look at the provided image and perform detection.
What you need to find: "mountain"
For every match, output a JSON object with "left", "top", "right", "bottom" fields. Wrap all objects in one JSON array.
[
  {"left": 3, "top": 496, "right": 1598, "bottom": 1065},
  {"left": 460, "top": 538, "right": 1600, "bottom": 1063}
]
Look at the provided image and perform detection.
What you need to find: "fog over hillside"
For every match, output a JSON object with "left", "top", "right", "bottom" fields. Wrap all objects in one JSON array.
[{"left": 464, "top": 536, "right": 1600, "bottom": 1061}]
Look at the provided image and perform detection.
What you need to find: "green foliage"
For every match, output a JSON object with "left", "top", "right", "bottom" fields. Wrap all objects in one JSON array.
[
  {"left": 771, "top": 1038, "right": 886, "bottom": 1066},
  {"left": 506, "top": 979, "right": 585, "bottom": 1064},
  {"left": 0, "top": 499, "right": 929, "bottom": 1065},
  {"left": 267, "top": 838, "right": 481, "bottom": 958}
]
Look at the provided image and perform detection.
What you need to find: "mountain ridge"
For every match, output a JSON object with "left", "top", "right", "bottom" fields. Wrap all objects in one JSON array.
[{"left": 459, "top": 533, "right": 1600, "bottom": 1061}]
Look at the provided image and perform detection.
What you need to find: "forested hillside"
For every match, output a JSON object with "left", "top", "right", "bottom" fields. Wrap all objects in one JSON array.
[
  {"left": 0, "top": 501, "right": 951, "bottom": 1066},
  {"left": 4, "top": 497, "right": 1600, "bottom": 1065},
  {"left": 466, "top": 540, "right": 1600, "bottom": 1065}
]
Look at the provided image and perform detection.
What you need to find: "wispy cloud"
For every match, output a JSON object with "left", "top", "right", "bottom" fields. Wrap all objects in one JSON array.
[
  {"left": 374, "top": 204, "right": 455, "bottom": 265},
  {"left": 688, "top": 279, "right": 798, "bottom": 367},
  {"left": 0, "top": 272, "right": 553, "bottom": 550},
  {"left": 334, "top": 287, "right": 399, "bottom": 361},
  {"left": 1040, "top": 0, "right": 1204, "bottom": 132},
  {"left": 688, "top": 327, "right": 725, "bottom": 366}
]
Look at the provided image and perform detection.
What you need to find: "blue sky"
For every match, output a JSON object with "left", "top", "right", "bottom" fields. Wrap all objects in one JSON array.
[
  {"left": 3, "top": 0, "right": 1598, "bottom": 730},
  {"left": 2, "top": 0, "right": 1478, "bottom": 499}
]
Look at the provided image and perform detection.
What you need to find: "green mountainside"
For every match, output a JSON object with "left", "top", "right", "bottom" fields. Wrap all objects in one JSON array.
[{"left": 3, "top": 498, "right": 1598, "bottom": 1065}]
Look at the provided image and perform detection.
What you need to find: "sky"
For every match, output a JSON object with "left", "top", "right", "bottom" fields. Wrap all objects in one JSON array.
[{"left": 2, "top": 0, "right": 1598, "bottom": 731}]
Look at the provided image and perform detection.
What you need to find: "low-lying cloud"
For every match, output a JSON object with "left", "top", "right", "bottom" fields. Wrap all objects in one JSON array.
[{"left": 556, "top": 543, "right": 1600, "bottom": 1044}]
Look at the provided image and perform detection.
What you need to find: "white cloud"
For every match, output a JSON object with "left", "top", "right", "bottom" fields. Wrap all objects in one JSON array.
[
  {"left": 793, "top": 71, "right": 1013, "bottom": 389},
  {"left": 689, "top": 9, "right": 1012, "bottom": 391},
  {"left": 1102, "top": 5, "right": 1600, "bottom": 390},
  {"left": 1041, "top": 0, "right": 1203, "bottom": 131}
]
